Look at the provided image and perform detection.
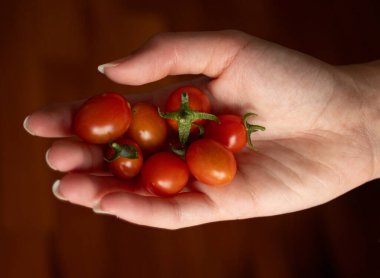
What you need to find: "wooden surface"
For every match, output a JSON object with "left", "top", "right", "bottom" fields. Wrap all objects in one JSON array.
[{"left": 1, "top": 0, "right": 379, "bottom": 277}]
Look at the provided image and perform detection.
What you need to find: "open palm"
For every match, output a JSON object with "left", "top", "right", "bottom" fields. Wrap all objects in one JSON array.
[{"left": 25, "top": 31, "right": 375, "bottom": 229}]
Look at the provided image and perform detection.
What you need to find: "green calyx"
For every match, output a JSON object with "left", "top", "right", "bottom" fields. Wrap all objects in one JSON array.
[
  {"left": 243, "top": 112, "right": 266, "bottom": 150},
  {"left": 169, "top": 144, "right": 187, "bottom": 158},
  {"left": 104, "top": 142, "right": 139, "bottom": 162},
  {"left": 159, "top": 92, "right": 219, "bottom": 146}
]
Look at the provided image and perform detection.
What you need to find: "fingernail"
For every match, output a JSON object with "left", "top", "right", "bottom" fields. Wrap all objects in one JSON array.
[
  {"left": 45, "top": 148, "right": 58, "bottom": 171},
  {"left": 97, "top": 62, "right": 119, "bottom": 74},
  {"left": 52, "top": 180, "right": 67, "bottom": 201},
  {"left": 93, "top": 199, "right": 113, "bottom": 215},
  {"left": 23, "top": 116, "right": 34, "bottom": 135}
]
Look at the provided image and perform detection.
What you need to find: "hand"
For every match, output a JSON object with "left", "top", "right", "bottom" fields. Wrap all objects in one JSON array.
[{"left": 24, "top": 30, "right": 378, "bottom": 229}]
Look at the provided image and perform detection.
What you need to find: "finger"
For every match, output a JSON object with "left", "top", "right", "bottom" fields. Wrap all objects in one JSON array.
[
  {"left": 100, "top": 30, "right": 250, "bottom": 85},
  {"left": 46, "top": 139, "right": 105, "bottom": 172},
  {"left": 24, "top": 101, "right": 81, "bottom": 137},
  {"left": 54, "top": 173, "right": 148, "bottom": 207},
  {"left": 94, "top": 191, "right": 221, "bottom": 229}
]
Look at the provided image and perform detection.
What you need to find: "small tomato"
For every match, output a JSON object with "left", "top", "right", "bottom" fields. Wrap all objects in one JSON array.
[
  {"left": 165, "top": 86, "right": 211, "bottom": 132},
  {"left": 186, "top": 138, "right": 237, "bottom": 186},
  {"left": 104, "top": 138, "right": 143, "bottom": 179},
  {"left": 74, "top": 92, "right": 132, "bottom": 144},
  {"left": 126, "top": 102, "right": 168, "bottom": 154},
  {"left": 141, "top": 152, "right": 189, "bottom": 197}
]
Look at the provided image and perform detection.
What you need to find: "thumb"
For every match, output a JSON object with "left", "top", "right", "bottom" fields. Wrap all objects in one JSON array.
[{"left": 98, "top": 30, "right": 250, "bottom": 85}]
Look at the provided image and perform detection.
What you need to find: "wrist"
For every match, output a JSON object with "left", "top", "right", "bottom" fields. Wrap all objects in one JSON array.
[{"left": 340, "top": 61, "right": 380, "bottom": 179}]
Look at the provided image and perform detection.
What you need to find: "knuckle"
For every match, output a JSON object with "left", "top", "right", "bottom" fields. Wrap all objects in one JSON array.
[
  {"left": 220, "top": 29, "right": 244, "bottom": 37},
  {"left": 218, "top": 29, "right": 252, "bottom": 47},
  {"left": 147, "top": 32, "right": 173, "bottom": 47}
]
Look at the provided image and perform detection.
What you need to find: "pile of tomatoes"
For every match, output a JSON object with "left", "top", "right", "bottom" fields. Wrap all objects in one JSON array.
[{"left": 73, "top": 86, "right": 265, "bottom": 197}]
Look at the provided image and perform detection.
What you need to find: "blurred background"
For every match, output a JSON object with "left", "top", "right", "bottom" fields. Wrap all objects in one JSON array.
[{"left": 1, "top": 0, "right": 379, "bottom": 277}]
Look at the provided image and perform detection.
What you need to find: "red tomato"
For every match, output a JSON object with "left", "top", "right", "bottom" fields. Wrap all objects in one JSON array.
[
  {"left": 186, "top": 138, "right": 237, "bottom": 186},
  {"left": 104, "top": 138, "right": 143, "bottom": 179},
  {"left": 204, "top": 114, "right": 247, "bottom": 153},
  {"left": 141, "top": 152, "right": 189, "bottom": 197},
  {"left": 74, "top": 92, "right": 132, "bottom": 144},
  {"left": 165, "top": 86, "right": 211, "bottom": 132},
  {"left": 126, "top": 102, "right": 168, "bottom": 153}
]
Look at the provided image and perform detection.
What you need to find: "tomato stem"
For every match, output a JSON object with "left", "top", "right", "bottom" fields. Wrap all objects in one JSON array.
[
  {"left": 192, "top": 122, "right": 204, "bottom": 137},
  {"left": 158, "top": 92, "right": 219, "bottom": 146},
  {"left": 104, "top": 142, "right": 139, "bottom": 162},
  {"left": 170, "top": 144, "right": 187, "bottom": 158},
  {"left": 243, "top": 112, "right": 266, "bottom": 150}
]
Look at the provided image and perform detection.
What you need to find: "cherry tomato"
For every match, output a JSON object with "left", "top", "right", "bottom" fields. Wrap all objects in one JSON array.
[
  {"left": 126, "top": 102, "right": 168, "bottom": 154},
  {"left": 141, "top": 152, "right": 189, "bottom": 197},
  {"left": 204, "top": 114, "right": 247, "bottom": 153},
  {"left": 186, "top": 138, "right": 237, "bottom": 186},
  {"left": 74, "top": 92, "right": 132, "bottom": 144},
  {"left": 165, "top": 86, "right": 211, "bottom": 132},
  {"left": 104, "top": 138, "right": 143, "bottom": 179}
]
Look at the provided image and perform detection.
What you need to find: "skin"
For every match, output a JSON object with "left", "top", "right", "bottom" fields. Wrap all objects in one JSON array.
[{"left": 24, "top": 30, "right": 380, "bottom": 229}]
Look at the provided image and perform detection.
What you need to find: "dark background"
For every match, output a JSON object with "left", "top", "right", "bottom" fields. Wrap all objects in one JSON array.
[{"left": 1, "top": 0, "right": 379, "bottom": 277}]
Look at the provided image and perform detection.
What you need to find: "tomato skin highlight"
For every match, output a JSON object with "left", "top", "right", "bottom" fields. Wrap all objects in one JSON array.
[
  {"left": 141, "top": 152, "right": 189, "bottom": 197},
  {"left": 104, "top": 138, "right": 143, "bottom": 180},
  {"left": 186, "top": 138, "right": 237, "bottom": 186},
  {"left": 204, "top": 114, "right": 247, "bottom": 153},
  {"left": 126, "top": 102, "right": 168, "bottom": 154},
  {"left": 73, "top": 92, "right": 132, "bottom": 144},
  {"left": 165, "top": 86, "right": 211, "bottom": 132}
]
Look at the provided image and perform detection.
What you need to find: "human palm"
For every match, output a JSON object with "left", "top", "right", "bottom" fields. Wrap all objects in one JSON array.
[{"left": 25, "top": 31, "right": 375, "bottom": 229}]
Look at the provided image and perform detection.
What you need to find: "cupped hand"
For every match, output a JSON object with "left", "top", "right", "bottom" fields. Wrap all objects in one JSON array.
[{"left": 24, "top": 30, "right": 376, "bottom": 229}]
